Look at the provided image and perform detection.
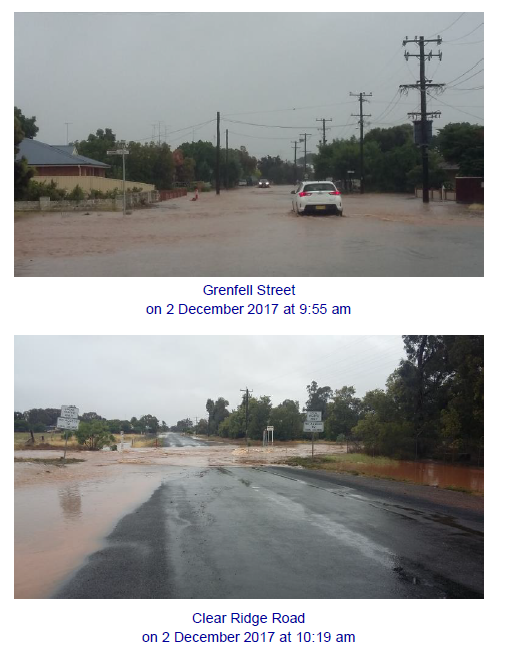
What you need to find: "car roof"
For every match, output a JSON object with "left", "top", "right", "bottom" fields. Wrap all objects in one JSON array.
[{"left": 301, "top": 180, "right": 334, "bottom": 185}]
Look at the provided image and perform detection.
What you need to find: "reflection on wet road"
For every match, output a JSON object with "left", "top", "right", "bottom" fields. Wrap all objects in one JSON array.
[{"left": 53, "top": 466, "right": 483, "bottom": 599}]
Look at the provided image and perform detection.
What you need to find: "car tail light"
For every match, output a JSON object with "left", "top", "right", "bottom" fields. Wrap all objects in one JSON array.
[
  {"left": 299, "top": 191, "right": 312, "bottom": 197},
  {"left": 329, "top": 191, "right": 341, "bottom": 195}
]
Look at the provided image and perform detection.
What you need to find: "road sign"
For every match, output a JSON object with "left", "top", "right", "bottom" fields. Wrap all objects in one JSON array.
[
  {"left": 266, "top": 426, "right": 274, "bottom": 431},
  {"left": 106, "top": 149, "right": 129, "bottom": 155},
  {"left": 57, "top": 417, "right": 79, "bottom": 430},
  {"left": 61, "top": 405, "right": 79, "bottom": 419},
  {"left": 304, "top": 421, "right": 324, "bottom": 432},
  {"left": 305, "top": 411, "right": 322, "bottom": 422}
]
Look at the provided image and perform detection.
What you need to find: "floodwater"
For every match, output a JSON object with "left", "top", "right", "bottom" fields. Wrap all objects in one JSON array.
[
  {"left": 13, "top": 441, "right": 335, "bottom": 597},
  {"left": 14, "top": 187, "right": 483, "bottom": 276},
  {"left": 14, "top": 468, "right": 165, "bottom": 598},
  {"left": 346, "top": 459, "right": 484, "bottom": 492}
]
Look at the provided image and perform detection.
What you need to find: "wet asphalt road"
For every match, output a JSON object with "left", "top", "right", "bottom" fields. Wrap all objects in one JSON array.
[
  {"left": 161, "top": 432, "right": 209, "bottom": 447},
  {"left": 53, "top": 465, "right": 483, "bottom": 599}
]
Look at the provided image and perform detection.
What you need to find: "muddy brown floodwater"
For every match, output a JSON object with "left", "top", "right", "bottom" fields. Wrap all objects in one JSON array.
[
  {"left": 345, "top": 459, "right": 484, "bottom": 492},
  {"left": 14, "top": 188, "right": 483, "bottom": 276},
  {"left": 13, "top": 443, "right": 328, "bottom": 598}
]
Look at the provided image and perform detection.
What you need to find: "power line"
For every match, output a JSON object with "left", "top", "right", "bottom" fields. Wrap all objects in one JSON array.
[
  {"left": 429, "top": 12, "right": 465, "bottom": 38},
  {"left": 446, "top": 22, "right": 484, "bottom": 42},
  {"left": 445, "top": 58, "right": 484, "bottom": 85},
  {"left": 427, "top": 93, "right": 484, "bottom": 121},
  {"left": 446, "top": 39, "right": 484, "bottom": 46},
  {"left": 447, "top": 69, "right": 484, "bottom": 88}
]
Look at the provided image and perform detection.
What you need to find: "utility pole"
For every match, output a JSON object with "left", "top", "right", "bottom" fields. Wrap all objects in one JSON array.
[
  {"left": 350, "top": 92, "right": 372, "bottom": 194},
  {"left": 291, "top": 140, "right": 298, "bottom": 183},
  {"left": 400, "top": 35, "right": 443, "bottom": 203},
  {"left": 316, "top": 118, "right": 332, "bottom": 146},
  {"left": 240, "top": 387, "right": 253, "bottom": 448},
  {"left": 216, "top": 112, "right": 221, "bottom": 195},
  {"left": 225, "top": 129, "right": 229, "bottom": 190},
  {"left": 64, "top": 122, "right": 72, "bottom": 144},
  {"left": 299, "top": 133, "right": 312, "bottom": 180}
]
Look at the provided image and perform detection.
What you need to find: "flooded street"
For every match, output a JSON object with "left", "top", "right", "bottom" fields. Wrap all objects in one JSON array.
[
  {"left": 14, "top": 187, "right": 483, "bottom": 276},
  {"left": 13, "top": 440, "right": 336, "bottom": 597},
  {"left": 14, "top": 440, "right": 483, "bottom": 598}
]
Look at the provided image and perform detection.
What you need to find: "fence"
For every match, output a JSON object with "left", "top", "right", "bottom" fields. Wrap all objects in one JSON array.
[
  {"left": 15, "top": 190, "right": 161, "bottom": 212},
  {"left": 159, "top": 188, "right": 188, "bottom": 201},
  {"left": 415, "top": 188, "right": 456, "bottom": 201},
  {"left": 32, "top": 175, "right": 155, "bottom": 193}
]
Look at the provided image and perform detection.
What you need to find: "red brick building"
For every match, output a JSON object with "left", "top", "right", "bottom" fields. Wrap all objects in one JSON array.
[{"left": 16, "top": 138, "right": 110, "bottom": 177}]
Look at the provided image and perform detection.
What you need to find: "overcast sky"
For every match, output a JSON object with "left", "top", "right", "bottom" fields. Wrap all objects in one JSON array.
[
  {"left": 14, "top": 12, "right": 484, "bottom": 160},
  {"left": 14, "top": 336, "right": 405, "bottom": 423}
]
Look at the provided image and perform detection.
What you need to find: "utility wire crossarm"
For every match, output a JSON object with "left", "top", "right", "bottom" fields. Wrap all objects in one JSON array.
[
  {"left": 400, "top": 36, "right": 444, "bottom": 203},
  {"left": 350, "top": 92, "right": 372, "bottom": 194}
]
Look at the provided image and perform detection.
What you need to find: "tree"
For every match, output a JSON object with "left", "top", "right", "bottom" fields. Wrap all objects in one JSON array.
[
  {"left": 247, "top": 395, "right": 272, "bottom": 440},
  {"left": 139, "top": 414, "right": 159, "bottom": 433},
  {"left": 24, "top": 408, "right": 61, "bottom": 427},
  {"left": 14, "top": 112, "right": 36, "bottom": 200},
  {"left": 269, "top": 399, "right": 303, "bottom": 440},
  {"left": 206, "top": 397, "right": 230, "bottom": 435},
  {"left": 14, "top": 107, "right": 39, "bottom": 139},
  {"left": 175, "top": 418, "right": 193, "bottom": 432},
  {"left": 436, "top": 122, "right": 484, "bottom": 176},
  {"left": 81, "top": 412, "right": 104, "bottom": 421},
  {"left": 304, "top": 381, "right": 333, "bottom": 418},
  {"left": 325, "top": 386, "right": 361, "bottom": 440},
  {"left": 76, "top": 420, "right": 115, "bottom": 450}
]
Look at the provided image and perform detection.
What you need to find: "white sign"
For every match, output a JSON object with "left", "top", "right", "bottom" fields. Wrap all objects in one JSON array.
[
  {"left": 107, "top": 149, "right": 129, "bottom": 155},
  {"left": 306, "top": 411, "right": 322, "bottom": 422},
  {"left": 304, "top": 421, "right": 324, "bottom": 432},
  {"left": 266, "top": 426, "right": 274, "bottom": 431},
  {"left": 57, "top": 417, "right": 80, "bottom": 430},
  {"left": 61, "top": 405, "right": 79, "bottom": 419}
]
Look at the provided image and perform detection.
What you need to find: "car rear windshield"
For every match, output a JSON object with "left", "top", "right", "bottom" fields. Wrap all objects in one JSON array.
[{"left": 303, "top": 183, "right": 336, "bottom": 192}]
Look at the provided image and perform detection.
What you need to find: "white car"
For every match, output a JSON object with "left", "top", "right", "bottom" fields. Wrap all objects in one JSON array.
[{"left": 291, "top": 181, "right": 343, "bottom": 216}]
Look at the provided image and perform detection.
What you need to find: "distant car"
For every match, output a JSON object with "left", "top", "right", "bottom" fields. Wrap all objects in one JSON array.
[
  {"left": 238, "top": 179, "right": 247, "bottom": 186},
  {"left": 291, "top": 180, "right": 343, "bottom": 216},
  {"left": 258, "top": 178, "right": 270, "bottom": 188}
]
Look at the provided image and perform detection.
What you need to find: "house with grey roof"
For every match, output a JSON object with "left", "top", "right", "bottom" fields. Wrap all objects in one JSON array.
[{"left": 16, "top": 138, "right": 110, "bottom": 178}]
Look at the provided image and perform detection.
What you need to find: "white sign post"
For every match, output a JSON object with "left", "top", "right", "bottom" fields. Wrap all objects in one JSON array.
[
  {"left": 107, "top": 146, "right": 130, "bottom": 216},
  {"left": 57, "top": 405, "right": 79, "bottom": 461},
  {"left": 265, "top": 425, "right": 274, "bottom": 447},
  {"left": 305, "top": 413, "right": 324, "bottom": 459}
]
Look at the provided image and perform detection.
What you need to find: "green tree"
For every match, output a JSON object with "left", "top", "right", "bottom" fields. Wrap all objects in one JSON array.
[
  {"left": 435, "top": 122, "right": 484, "bottom": 176},
  {"left": 76, "top": 420, "right": 115, "bottom": 449},
  {"left": 206, "top": 397, "right": 230, "bottom": 435},
  {"left": 14, "top": 112, "right": 36, "bottom": 200},
  {"left": 14, "top": 107, "right": 39, "bottom": 139},
  {"left": 247, "top": 395, "right": 272, "bottom": 440},
  {"left": 269, "top": 399, "right": 303, "bottom": 440},
  {"left": 325, "top": 386, "right": 361, "bottom": 440},
  {"left": 139, "top": 414, "right": 159, "bottom": 433},
  {"left": 304, "top": 381, "right": 333, "bottom": 419}
]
